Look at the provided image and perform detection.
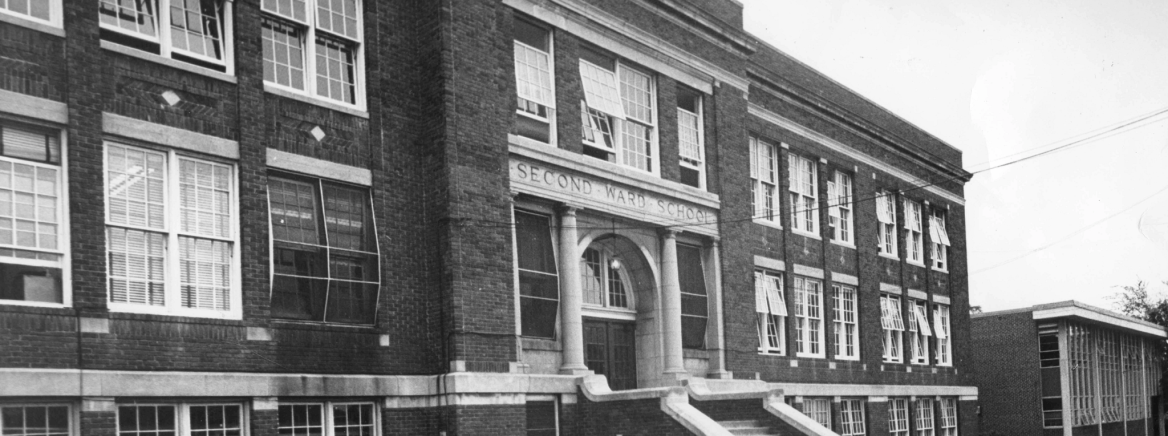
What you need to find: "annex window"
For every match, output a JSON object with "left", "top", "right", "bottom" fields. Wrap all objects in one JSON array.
[
  {"left": 118, "top": 403, "right": 244, "bottom": 436},
  {"left": 277, "top": 403, "right": 375, "bottom": 436},
  {"left": 930, "top": 209, "right": 950, "bottom": 271},
  {"left": 749, "top": 137, "right": 779, "bottom": 223},
  {"left": 915, "top": 399, "right": 935, "bottom": 436},
  {"left": 268, "top": 174, "right": 379, "bottom": 324},
  {"left": 99, "top": 0, "right": 234, "bottom": 72},
  {"left": 514, "top": 211, "right": 558, "bottom": 339},
  {"left": 833, "top": 284, "right": 859, "bottom": 360},
  {"left": 908, "top": 299, "right": 932, "bottom": 365},
  {"left": 828, "top": 170, "right": 853, "bottom": 245},
  {"left": 888, "top": 398, "right": 910, "bottom": 436},
  {"left": 677, "top": 86, "right": 704, "bottom": 189},
  {"left": 788, "top": 153, "right": 818, "bottom": 235},
  {"left": 581, "top": 246, "right": 632, "bottom": 310},
  {"left": 803, "top": 398, "right": 831, "bottom": 428},
  {"left": 939, "top": 398, "right": 958, "bottom": 436},
  {"left": 839, "top": 399, "right": 866, "bottom": 436},
  {"left": 933, "top": 304, "right": 952, "bottom": 366},
  {"left": 1, "top": 0, "right": 61, "bottom": 26},
  {"left": 579, "top": 47, "right": 657, "bottom": 173},
  {"left": 525, "top": 401, "right": 557, "bottom": 436},
  {"left": 0, "top": 122, "right": 66, "bottom": 306},
  {"left": 875, "top": 191, "right": 897, "bottom": 257},
  {"left": 678, "top": 243, "right": 707, "bottom": 349},
  {"left": 793, "top": 276, "right": 824, "bottom": 358},
  {"left": 880, "top": 294, "right": 905, "bottom": 363},
  {"left": 1, "top": 404, "right": 70, "bottom": 436},
  {"left": 261, "top": 0, "right": 365, "bottom": 107},
  {"left": 1039, "top": 325, "right": 1060, "bottom": 367},
  {"left": 513, "top": 17, "right": 556, "bottom": 144},
  {"left": 754, "top": 269, "right": 786, "bottom": 354},
  {"left": 904, "top": 199, "right": 923, "bottom": 264},
  {"left": 106, "top": 143, "right": 239, "bottom": 318}
]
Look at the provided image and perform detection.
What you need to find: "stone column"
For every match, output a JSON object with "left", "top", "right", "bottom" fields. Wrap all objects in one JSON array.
[
  {"left": 558, "top": 204, "right": 589, "bottom": 374},
  {"left": 660, "top": 228, "right": 686, "bottom": 376},
  {"left": 706, "top": 238, "right": 731, "bottom": 378}
]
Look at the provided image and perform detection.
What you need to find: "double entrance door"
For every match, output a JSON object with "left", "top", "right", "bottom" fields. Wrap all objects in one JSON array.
[{"left": 584, "top": 319, "right": 637, "bottom": 390}]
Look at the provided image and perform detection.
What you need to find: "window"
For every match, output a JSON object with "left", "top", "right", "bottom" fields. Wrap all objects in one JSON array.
[
  {"left": 888, "top": 398, "right": 910, "bottom": 436},
  {"left": 1, "top": 0, "right": 60, "bottom": 26},
  {"left": 0, "top": 122, "right": 65, "bottom": 306},
  {"left": 904, "top": 199, "right": 923, "bottom": 264},
  {"left": 514, "top": 211, "right": 558, "bottom": 339},
  {"left": 678, "top": 243, "right": 707, "bottom": 349},
  {"left": 1, "top": 405, "right": 69, "bottom": 436},
  {"left": 833, "top": 284, "right": 859, "bottom": 360},
  {"left": 828, "top": 171, "right": 853, "bottom": 244},
  {"left": 579, "top": 47, "right": 657, "bottom": 173},
  {"left": 581, "top": 246, "right": 632, "bottom": 310},
  {"left": 105, "top": 143, "right": 239, "bottom": 318},
  {"left": 261, "top": 0, "right": 364, "bottom": 107},
  {"left": 933, "top": 304, "right": 952, "bottom": 366},
  {"left": 277, "top": 403, "right": 374, "bottom": 436},
  {"left": 915, "top": 399, "right": 935, "bottom": 436},
  {"left": 875, "top": 191, "right": 897, "bottom": 256},
  {"left": 908, "top": 299, "right": 932, "bottom": 365},
  {"left": 525, "top": 401, "right": 557, "bottom": 436},
  {"left": 118, "top": 403, "right": 243, "bottom": 436},
  {"left": 788, "top": 153, "right": 818, "bottom": 235},
  {"left": 677, "top": 86, "right": 704, "bottom": 188},
  {"left": 939, "top": 398, "right": 958, "bottom": 436},
  {"left": 99, "top": 0, "right": 234, "bottom": 72},
  {"left": 793, "top": 276, "right": 824, "bottom": 358},
  {"left": 839, "top": 399, "right": 866, "bottom": 436},
  {"left": 1043, "top": 397, "right": 1062, "bottom": 428},
  {"left": 880, "top": 294, "right": 905, "bottom": 363},
  {"left": 749, "top": 137, "right": 779, "bottom": 223},
  {"left": 930, "top": 209, "right": 950, "bottom": 271},
  {"left": 803, "top": 398, "right": 831, "bottom": 428},
  {"left": 513, "top": 17, "right": 556, "bottom": 144},
  {"left": 755, "top": 269, "right": 786, "bottom": 354}
]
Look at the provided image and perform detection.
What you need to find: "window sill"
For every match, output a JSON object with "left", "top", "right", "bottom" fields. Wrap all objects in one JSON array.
[
  {"left": 833, "top": 355, "right": 860, "bottom": 361},
  {"left": 0, "top": 300, "right": 69, "bottom": 309},
  {"left": 757, "top": 348, "right": 785, "bottom": 356},
  {"left": 108, "top": 303, "right": 241, "bottom": 321},
  {"left": 932, "top": 267, "right": 949, "bottom": 274},
  {"left": 829, "top": 240, "right": 856, "bottom": 250},
  {"left": 264, "top": 84, "right": 370, "bottom": 118},
  {"left": 0, "top": 11, "right": 64, "bottom": 37},
  {"left": 752, "top": 218, "right": 783, "bottom": 230},
  {"left": 878, "top": 252, "right": 900, "bottom": 261},
  {"left": 271, "top": 319, "right": 377, "bottom": 330},
  {"left": 795, "top": 353, "right": 825, "bottom": 359},
  {"left": 100, "top": 41, "right": 236, "bottom": 84},
  {"left": 791, "top": 229, "right": 821, "bottom": 240},
  {"left": 907, "top": 260, "right": 926, "bottom": 268}
]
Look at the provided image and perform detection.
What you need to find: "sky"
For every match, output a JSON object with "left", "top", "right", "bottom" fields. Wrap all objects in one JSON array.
[{"left": 739, "top": 0, "right": 1168, "bottom": 312}]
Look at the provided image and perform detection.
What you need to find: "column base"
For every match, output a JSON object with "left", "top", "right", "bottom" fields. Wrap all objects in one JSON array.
[
  {"left": 559, "top": 365, "right": 594, "bottom": 376},
  {"left": 706, "top": 370, "right": 734, "bottom": 380}
]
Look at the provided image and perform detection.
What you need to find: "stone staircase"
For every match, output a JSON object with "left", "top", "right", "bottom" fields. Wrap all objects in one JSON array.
[{"left": 718, "top": 419, "right": 781, "bottom": 436}]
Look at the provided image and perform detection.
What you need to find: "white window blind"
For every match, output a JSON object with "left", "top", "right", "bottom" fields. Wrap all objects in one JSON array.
[
  {"left": 904, "top": 199, "right": 922, "bottom": 231},
  {"left": 933, "top": 308, "right": 948, "bottom": 339},
  {"left": 876, "top": 193, "right": 892, "bottom": 224},
  {"left": 579, "top": 61, "right": 625, "bottom": 119},
  {"left": 933, "top": 216, "right": 951, "bottom": 246},
  {"left": 678, "top": 109, "right": 701, "bottom": 163},
  {"left": 881, "top": 296, "right": 905, "bottom": 331},
  {"left": 913, "top": 303, "right": 933, "bottom": 337}
]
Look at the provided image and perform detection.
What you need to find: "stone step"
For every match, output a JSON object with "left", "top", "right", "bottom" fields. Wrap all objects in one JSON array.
[{"left": 717, "top": 420, "right": 780, "bottom": 436}]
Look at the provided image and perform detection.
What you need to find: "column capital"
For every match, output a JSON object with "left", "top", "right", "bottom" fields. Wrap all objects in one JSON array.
[
  {"left": 658, "top": 227, "right": 681, "bottom": 238},
  {"left": 556, "top": 203, "right": 582, "bottom": 215}
]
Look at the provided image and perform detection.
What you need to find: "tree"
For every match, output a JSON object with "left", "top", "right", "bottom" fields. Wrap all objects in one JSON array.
[{"left": 1111, "top": 280, "right": 1168, "bottom": 326}]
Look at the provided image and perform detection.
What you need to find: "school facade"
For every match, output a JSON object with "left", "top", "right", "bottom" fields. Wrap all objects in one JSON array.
[{"left": 0, "top": 0, "right": 977, "bottom": 435}]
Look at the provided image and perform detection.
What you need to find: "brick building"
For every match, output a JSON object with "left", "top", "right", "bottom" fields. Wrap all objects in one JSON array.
[
  {"left": 971, "top": 301, "right": 1166, "bottom": 436},
  {"left": 0, "top": 0, "right": 977, "bottom": 435}
]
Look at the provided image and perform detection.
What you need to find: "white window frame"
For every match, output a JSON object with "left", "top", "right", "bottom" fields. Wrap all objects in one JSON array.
[
  {"left": 513, "top": 17, "right": 557, "bottom": 146},
  {"left": 261, "top": 0, "right": 365, "bottom": 110},
  {"left": 908, "top": 299, "right": 932, "bottom": 365},
  {"left": 0, "top": 122, "right": 71, "bottom": 308},
  {"left": 750, "top": 137, "right": 780, "bottom": 226},
  {"left": 98, "top": 0, "right": 236, "bottom": 73},
  {"left": 793, "top": 275, "right": 825, "bottom": 358},
  {"left": 578, "top": 57, "right": 659, "bottom": 175},
  {"left": 881, "top": 294, "right": 904, "bottom": 363},
  {"left": 904, "top": 199, "right": 924, "bottom": 266},
  {"left": 939, "top": 398, "right": 958, "bottom": 436},
  {"left": 276, "top": 402, "right": 376, "bottom": 436},
  {"left": 828, "top": 170, "right": 853, "bottom": 246},
  {"left": 0, "top": 403, "right": 72, "bottom": 436},
  {"left": 839, "top": 399, "right": 866, "bottom": 436},
  {"left": 888, "top": 398, "right": 910, "bottom": 436},
  {"left": 116, "top": 402, "right": 248, "bottom": 436},
  {"left": 803, "top": 398, "right": 832, "bottom": 428},
  {"left": 580, "top": 245, "right": 635, "bottom": 314},
  {"left": 934, "top": 304, "right": 952, "bottom": 366},
  {"left": 104, "top": 142, "right": 242, "bottom": 319},
  {"left": 833, "top": 284, "right": 859, "bottom": 360},
  {"left": 0, "top": 0, "right": 63, "bottom": 28},
  {"left": 677, "top": 90, "right": 704, "bottom": 189},
  {"left": 915, "top": 398, "right": 935, "bottom": 436},
  {"left": 755, "top": 269, "right": 786, "bottom": 355},
  {"left": 788, "top": 153, "right": 818, "bottom": 236},
  {"left": 876, "top": 190, "right": 898, "bottom": 258},
  {"left": 930, "top": 209, "right": 950, "bottom": 272}
]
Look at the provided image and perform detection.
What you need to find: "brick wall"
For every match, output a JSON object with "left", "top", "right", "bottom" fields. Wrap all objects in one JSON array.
[
  {"left": 570, "top": 394, "right": 692, "bottom": 436},
  {"left": 971, "top": 312, "right": 1041, "bottom": 436}
]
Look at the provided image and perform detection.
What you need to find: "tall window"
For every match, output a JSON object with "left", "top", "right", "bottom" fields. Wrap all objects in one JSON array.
[
  {"left": 277, "top": 403, "right": 374, "bottom": 436},
  {"left": 904, "top": 199, "right": 923, "bottom": 264},
  {"left": 261, "top": 0, "right": 364, "bottom": 106},
  {"left": 930, "top": 209, "right": 951, "bottom": 271},
  {"left": 875, "top": 191, "right": 898, "bottom": 256},
  {"left": 579, "top": 47, "right": 656, "bottom": 173},
  {"left": 1039, "top": 325, "right": 1062, "bottom": 428},
  {"left": 513, "top": 17, "right": 555, "bottom": 144},
  {"left": 888, "top": 398, "right": 910, "bottom": 436},
  {"left": 803, "top": 398, "right": 831, "bottom": 428},
  {"left": 939, "top": 398, "right": 958, "bottom": 436},
  {"left": 833, "top": 284, "right": 859, "bottom": 360},
  {"left": 514, "top": 211, "right": 558, "bottom": 339},
  {"left": 793, "top": 276, "right": 824, "bottom": 358},
  {"left": 788, "top": 153, "right": 818, "bottom": 234},
  {"left": 118, "top": 403, "right": 243, "bottom": 436},
  {"left": 933, "top": 304, "right": 952, "bottom": 366},
  {"left": 525, "top": 401, "right": 557, "bottom": 436},
  {"left": 881, "top": 294, "right": 905, "bottom": 363},
  {"left": 915, "top": 399, "right": 935, "bottom": 436},
  {"left": 1, "top": 0, "right": 59, "bottom": 26},
  {"left": 106, "top": 143, "right": 238, "bottom": 317},
  {"left": 839, "top": 400, "right": 866, "bottom": 436},
  {"left": 581, "top": 246, "right": 632, "bottom": 310},
  {"left": 677, "top": 86, "right": 704, "bottom": 189},
  {"left": 1, "top": 122, "right": 65, "bottom": 306},
  {"left": 755, "top": 269, "right": 786, "bottom": 354},
  {"left": 908, "top": 299, "right": 932, "bottom": 365},
  {"left": 99, "top": 0, "right": 233, "bottom": 71},
  {"left": 678, "top": 243, "right": 707, "bottom": 349},
  {"left": 749, "top": 137, "right": 779, "bottom": 223},
  {"left": 0, "top": 405, "right": 69, "bottom": 436},
  {"left": 828, "top": 171, "right": 853, "bottom": 244}
]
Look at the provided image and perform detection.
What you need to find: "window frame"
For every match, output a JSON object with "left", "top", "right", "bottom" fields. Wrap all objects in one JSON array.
[
  {"left": 939, "top": 398, "right": 958, "bottom": 436},
  {"left": 0, "top": 403, "right": 72, "bottom": 436},
  {"left": 0, "top": 0, "right": 63, "bottom": 28},
  {"left": 933, "top": 304, "right": 952, "bottom": 366},
  {"left": 881, "top": 294, "right": 905, "bottom": 363},
  {"left": 260, "top": 0, "right": 366, "bottom": 110},
  {"left": 915, "top": 398, "right": 935, "bottom": 436},
  {"left": 525, "top": 399, "right": 559, "bottom": 436},
  {"left": 888, "top": 398, "right": 910, "bottom": 436},
  {"left": 99, "top": 0, "right": 236, "bottom": 74},
  {"left": 578, "top": 55, "right": 659, "bottom": 176},
  {"left": 876, "top": 190, "right": 898, "bottom": 258},
  {"left": 580, "top": 245, "right": 635, "bottom": 314},
  {"left": 676, "top": 87, "right": 704, "bottom": 189},
  {"left": 103, "top": 141, "right": 242, "bottom": 319},
  {"left": 749, "top": 137, "right": 780, "bottom": 226},
  {"left": 755, "top": 269, "right": 786, "bottom": 355},
  {"left": 116, "top": 401, "right": 248, "bottom": 436},
  {"left": 828, "top": 170, "right": 854, "bottom": 246},
  {"left": 276, "top": 401, "right": 376, "bottom": 436},
  {"left": 832, "top": 284, "right": 859, "bottom": 360},
  {"left": 512, "top": 16, "right": 557, "bottom": 146},
  {"left": 904, "top": 199, "right": 924, "bottom": 266},
  {"left": 793, "top": 275, "right": 825, "bottom": 358},
  {"left": 678, "top": 242, "right": 708, "bottom": 350},
  {"left": 930, "top": 209, "right": 950, "bottom": 272},
  {"left": 803, "top": 398, "right": 832, "bottom": 428},
  {"left": 839, "top": 399, "right": 866, "bottom": 436},
  {"left": 908, "top": 299, "right": 932, "bottom": 365},
  {"left": 788, "top": 153, "right": 819, "bottom": 236}
]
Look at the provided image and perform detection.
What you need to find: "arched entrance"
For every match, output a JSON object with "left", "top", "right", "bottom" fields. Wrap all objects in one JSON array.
[{"left": 578, "top": 234, "right": 657, "bottom": 390}]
